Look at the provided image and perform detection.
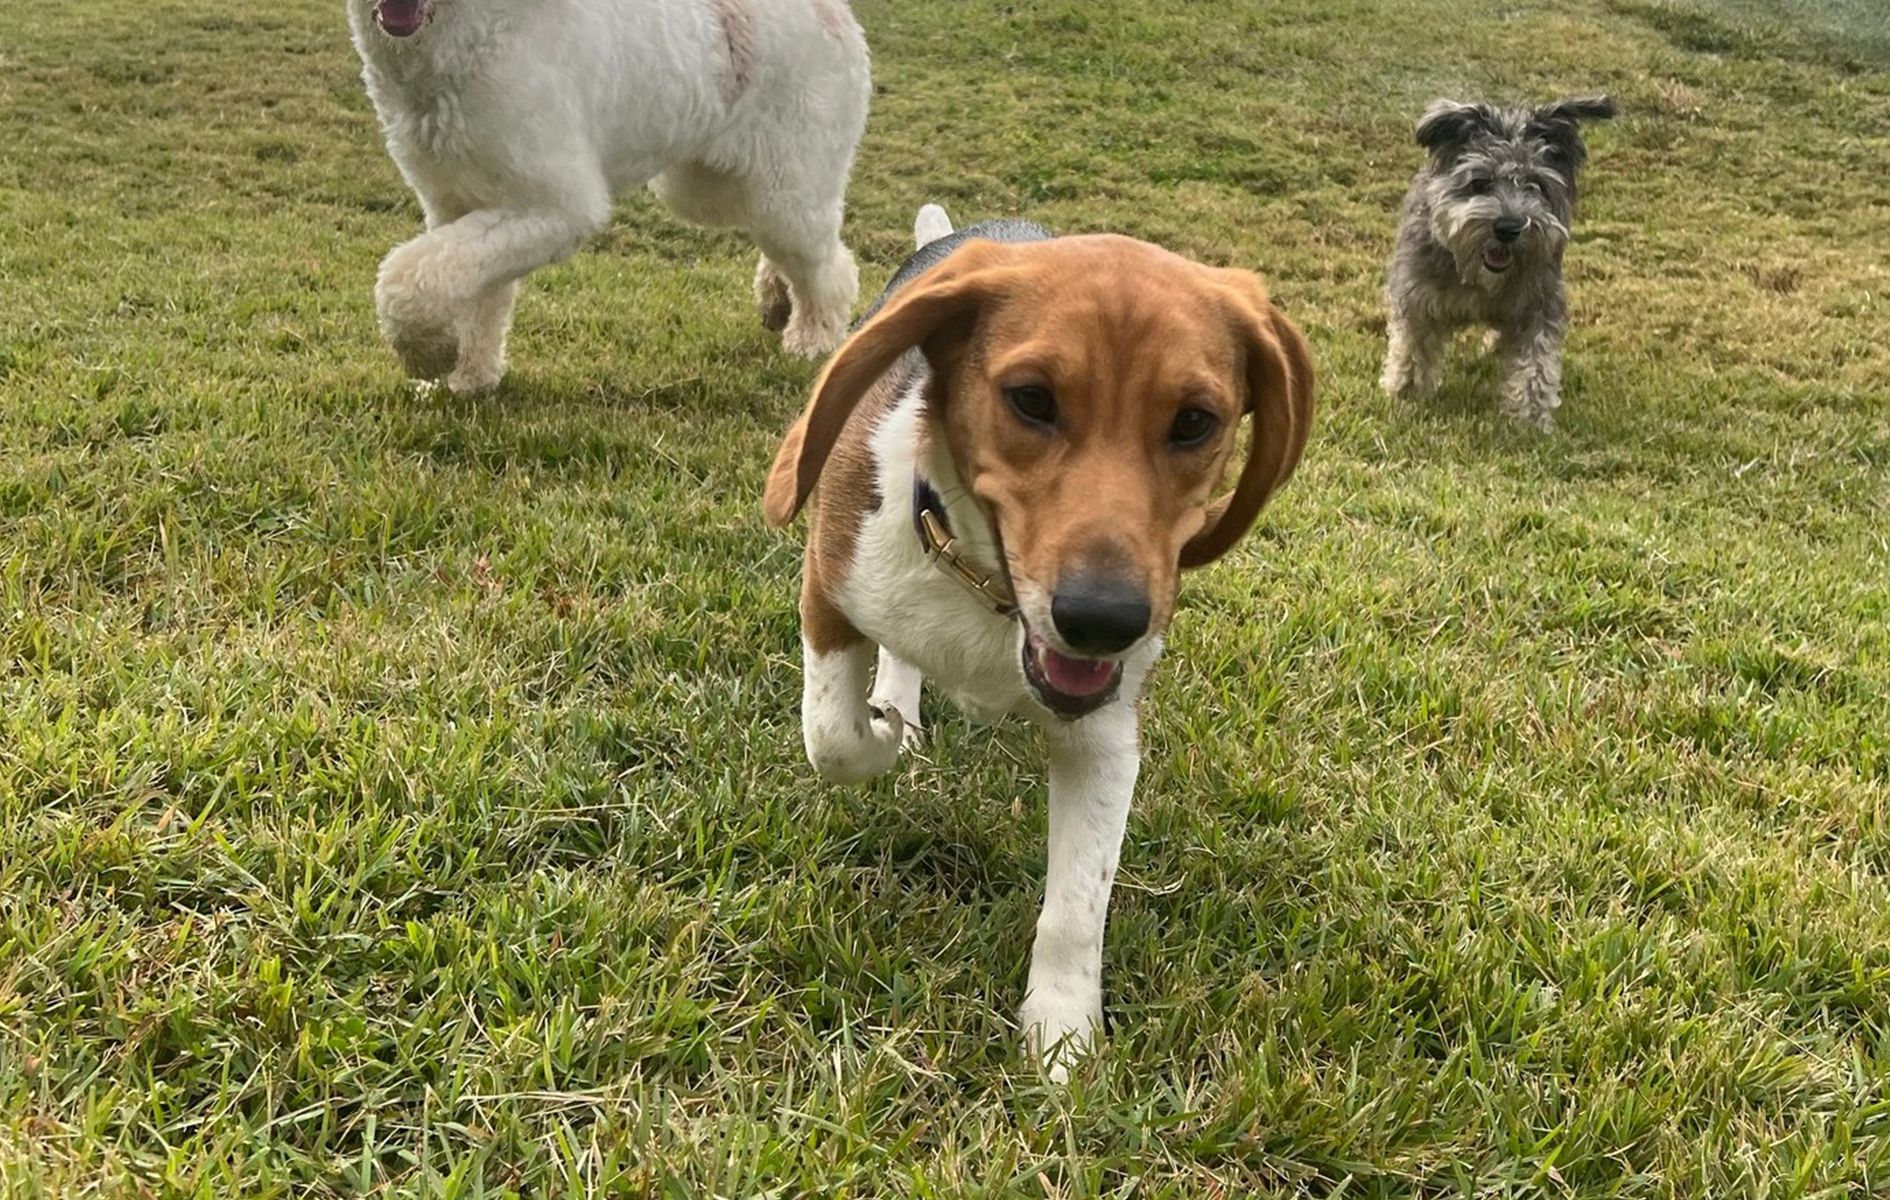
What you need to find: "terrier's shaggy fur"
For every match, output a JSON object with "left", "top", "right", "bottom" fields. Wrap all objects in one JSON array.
[
  {"left": 1381, "top": 96, "right": 1615, "bottom": 429},
  {"left": 347, "top": 0, "right": 870, "bottom": 393}
]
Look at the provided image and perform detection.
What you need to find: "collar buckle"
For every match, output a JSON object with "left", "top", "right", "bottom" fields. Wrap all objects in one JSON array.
[{"left": 916, "top": 494, "right": 1019, "bottom": 619}]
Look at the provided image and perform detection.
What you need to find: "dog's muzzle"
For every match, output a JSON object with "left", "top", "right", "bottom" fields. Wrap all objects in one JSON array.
[{"left": 1484, "top": 216, "right": 1525, "bottom": 273}]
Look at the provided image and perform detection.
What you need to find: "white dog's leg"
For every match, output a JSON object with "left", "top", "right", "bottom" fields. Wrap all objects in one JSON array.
[
  {"left": 744, "top": 168, "right": 858, "bottom": 358},
  {"left": 1021, "top": 706, "right": 1140, "bottom": 1081},
  {"left": 376, "top": 199, "right": 606, "bottom": 388},
  {"left": 868, "top": 647, "right": 924, "bottom": 751},
  {"left": 802, "top": 639, "right": 907, "bottom": 784},
  {"left": 447, "top": 279, "right": 521, "bottom": 395},
  {"left": 754, "top": 257, "right": 793, "bottom": 334},
  {"left": 757, "top": 239, "right": 858, "bottom": 359}
]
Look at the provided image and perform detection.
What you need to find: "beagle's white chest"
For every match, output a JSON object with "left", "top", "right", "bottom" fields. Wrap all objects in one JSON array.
[{"left": 835, "top": 388, "right": 1034, "bottom": 720}]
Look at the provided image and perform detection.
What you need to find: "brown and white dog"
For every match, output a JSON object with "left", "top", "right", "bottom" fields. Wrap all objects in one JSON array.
[{"left": 762, "top": 205, "right": 1314, "bottom": 1075}]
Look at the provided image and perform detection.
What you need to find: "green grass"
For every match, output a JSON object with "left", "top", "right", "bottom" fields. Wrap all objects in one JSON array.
[{"left": 2, "top": 0, "right": 1889, "bottom": 1194}]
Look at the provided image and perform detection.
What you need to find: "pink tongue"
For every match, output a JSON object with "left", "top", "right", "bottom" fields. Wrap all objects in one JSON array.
[
  {"left": 377, "top": 0, "right": 427, "bottom": 34},
  {"left": 1040, "top": 646, "right": 1116, "bottom": 696}
]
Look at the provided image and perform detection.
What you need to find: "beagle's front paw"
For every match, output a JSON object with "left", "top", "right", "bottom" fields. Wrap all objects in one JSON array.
[
  {"left": 804, "top": 703, "right": 906, "bottom": 785},
  {"left": 866, "top": 699, "right": 924, "bottom": 753},
  {"left": 1020, "top": 986, "right": 1102, "bottom": 1083}
]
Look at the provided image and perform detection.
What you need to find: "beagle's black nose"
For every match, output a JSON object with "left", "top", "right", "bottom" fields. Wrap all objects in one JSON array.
[
  {"left": 1493, "top": 216, "right": 1525, "bottom": 243},
  {"left": 1051, "top": 572, "right": 1151, "bottom": 655}
]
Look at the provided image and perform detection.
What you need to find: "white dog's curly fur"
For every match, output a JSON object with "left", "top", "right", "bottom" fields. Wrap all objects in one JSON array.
[{"left": 347, "top": 0, "right": 870, "bottom": 392}]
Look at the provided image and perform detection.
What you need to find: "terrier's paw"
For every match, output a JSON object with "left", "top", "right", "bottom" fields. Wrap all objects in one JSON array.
[
  {"left": 1020, "top": 988, "right": 1102, "bottom": 1083},
  {"left": 1501, "top": 389, "right": 1561, "bottom": 432}
]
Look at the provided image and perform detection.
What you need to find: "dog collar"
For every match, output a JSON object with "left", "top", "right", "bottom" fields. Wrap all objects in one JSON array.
[{"left": 913, "top": 477, "right": 1019, "bottom": 619}]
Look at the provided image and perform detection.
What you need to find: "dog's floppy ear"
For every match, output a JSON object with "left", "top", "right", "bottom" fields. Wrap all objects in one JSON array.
[
  {"left": 1414, "top": 99, "right": 1496, "bottom": 154},
  {"left": 1528, "top": 94, "right": 1616, "bottom": 169},
  {"left": 763, "top": 241, "right": 1015, "bottom": 528},
  {"left": 1179, "top": 272, "right": 1314, "bottom": 569},
  {"left": 1534, "top": 94, "right": 1617, "bottom": 125}
]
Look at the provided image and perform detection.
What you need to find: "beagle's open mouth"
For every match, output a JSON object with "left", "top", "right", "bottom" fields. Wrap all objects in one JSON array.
[
  {"left": 1021, "top": 628, "right": 1123, "bottom": 719},
  {"left": 1482, "top": 246, "right": 1514, "bottom": 273},
  {"left": 374, "top": 0, "right": 433, "bottom": 37}
]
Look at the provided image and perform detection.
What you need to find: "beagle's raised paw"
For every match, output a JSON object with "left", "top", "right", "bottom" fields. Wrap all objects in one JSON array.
[{"left": 763, "top": 204, "right": 1316, "bottom": 1076}]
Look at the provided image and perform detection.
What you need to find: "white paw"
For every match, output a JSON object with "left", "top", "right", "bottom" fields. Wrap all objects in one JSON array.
[
  {"left": 446, "top": 359, "right": 504, "bottom": 396},
  {"left": 1020, "top": 987, "right": 1101, "bottom": 1083},
  {"left": 376, "top": 245, "right": 460, "bottom": 380},
  {"left": 805, "top": 709, "right": 905, "bottom": 785},
  {"left": 755, "top": 260, "right": 793, "bottom": 334},
  {"left": 384, "top": 325, "right": 459, "bottom": 382},
  {"left": 780, "top": 309, "right": 847, "bottom": 358},
  {"left": 868, "top": 700, "right": 924, "bottom": 752}
]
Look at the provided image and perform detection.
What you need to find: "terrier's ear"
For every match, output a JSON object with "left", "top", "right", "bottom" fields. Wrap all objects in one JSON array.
[
  {"left": 1534, "top": 95, "right": 1618, "bottom": 125},
  {"left": 1414, "top": 100, "right": 1497, "bottom": 154},
  {"left": 1528, "top": 95, "right": 1616, "bottom": 170}
]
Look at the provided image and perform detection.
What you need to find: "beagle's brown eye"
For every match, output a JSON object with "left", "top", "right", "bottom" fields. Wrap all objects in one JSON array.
[
  {"left": 1168, "top": 407, "right": 1217, "bottom": 448},
  {"left": 1004, "top": 385, "right": 1057, "bottom": 428}
]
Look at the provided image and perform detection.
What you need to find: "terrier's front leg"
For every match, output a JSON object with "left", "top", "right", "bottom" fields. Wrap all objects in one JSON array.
[
  {"left": 1020, "top": 706, "right": 1140, "bottom": 1081},
  {"left": 1381, "top": 309, "right": 1447, "bottom": 398},
  {"left": 1496, "top": 320, "right": 1566, "bottom": 430}
]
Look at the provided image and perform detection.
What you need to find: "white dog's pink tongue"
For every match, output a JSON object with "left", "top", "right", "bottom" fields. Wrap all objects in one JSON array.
[
  {"left": 376, "top": 0, "right": 428, "bottom": 36},
  {"left": 1039, "top": 645, "right": 1115, "bottom": 697}
]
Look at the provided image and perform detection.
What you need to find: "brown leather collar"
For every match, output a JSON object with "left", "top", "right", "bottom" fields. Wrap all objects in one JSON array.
[{"left": 913, "top": 477, "right": 1018, "bottom": 619}]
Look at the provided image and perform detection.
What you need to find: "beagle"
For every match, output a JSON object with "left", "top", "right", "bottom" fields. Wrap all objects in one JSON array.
[{"left": 762, "top": 205, "right": 1314, "bottom": 1075}]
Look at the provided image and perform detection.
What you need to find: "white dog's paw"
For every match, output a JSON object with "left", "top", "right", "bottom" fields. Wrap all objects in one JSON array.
[
  {"left": 755, "top": 258, "right": 793, "bottom": 335},
  {"left": 446, "top": 356, "right": 505, "bottom": 396},
  {"left": 376, "top": 242, "right": 461, "bottom": 381},
  {"left": 780, "top": 308, "right": 847, "bottom": 358},
  {"left": 384, "top": 325, "right": 460, "bottom": 382},
  {"left": 1020, "top": 988, "right": 1102, "bottom": 1083}
]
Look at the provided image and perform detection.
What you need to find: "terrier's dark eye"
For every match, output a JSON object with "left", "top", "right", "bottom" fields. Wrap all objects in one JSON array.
[
  {"left": 1004, "top": 384, "right": 1057, "bottom": 427},
  {"left": 1169, "top": 407, "right": 1218, "bottom": 448},
  {"left": 1466, "top": 176, "right": 1493, "bottom": 196}
]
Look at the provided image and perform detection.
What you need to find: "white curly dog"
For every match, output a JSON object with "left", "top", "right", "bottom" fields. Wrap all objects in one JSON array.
[{"left": 347, "top": 0, "right": 871, "bottom": 393}]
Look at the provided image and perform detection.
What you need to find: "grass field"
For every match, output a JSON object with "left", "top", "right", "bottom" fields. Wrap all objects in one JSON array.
[{"left": 3, "top": 0, "right": 1889, "bottom": 1194}]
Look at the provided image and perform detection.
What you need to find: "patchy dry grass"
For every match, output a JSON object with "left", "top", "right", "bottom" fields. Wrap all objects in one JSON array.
[{"left": 1, "top": 0, "right": 1888, "bottom": 1195}]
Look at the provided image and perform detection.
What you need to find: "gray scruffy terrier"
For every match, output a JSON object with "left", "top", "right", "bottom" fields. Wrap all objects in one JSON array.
[{"left": 1381, "top": 96, "right": 1616, "bottom": 429}]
